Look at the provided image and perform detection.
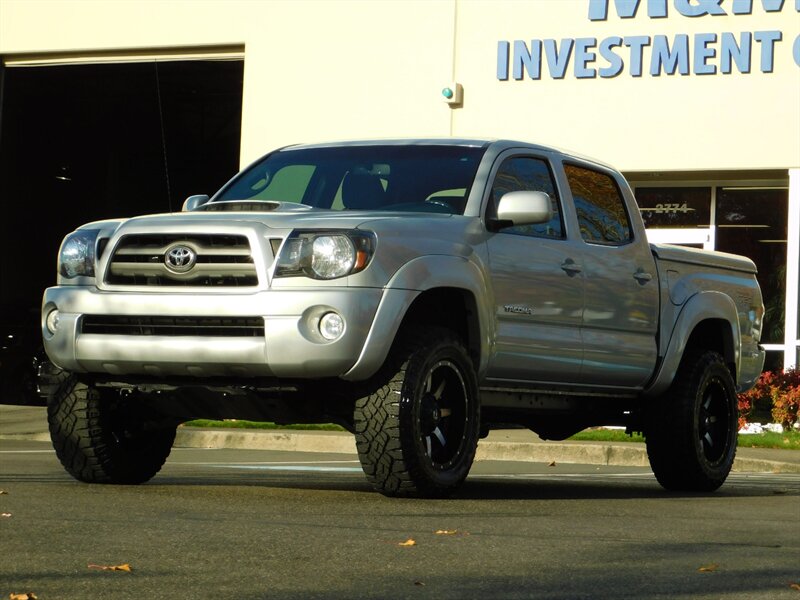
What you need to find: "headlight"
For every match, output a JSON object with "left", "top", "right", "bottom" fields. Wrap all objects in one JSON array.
[
  {"left": 275, "top": 230, "right": 376, "bottom": 280},
  {"left": 59, "top": 230, "right": 100, "bottom": 279},
  {"left": 312, "top": 235, "right": 356, "bottom": 279}
]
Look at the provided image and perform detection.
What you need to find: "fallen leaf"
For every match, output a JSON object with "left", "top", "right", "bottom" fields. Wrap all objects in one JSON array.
[
  {"left": 548, "top": 461, "right": 557, "bottom": 467},
  {"left": 789, "top": 582, "right": 800, "bottom": 591},
  {"left": 1, "top": 513, "right": 11, "bottom": 518},
  {"left": 435, "top": 530, "right": 457, "bottom": 535},
  {"left": 88, "top": 563, "right": 133, "bottom": 572},
  {"left": 397, "top": 539, "right": 416, "bottom": 547},
  {"left": 0, "top": 490, "right": 8, "bottom": 495},
  {"left": 9, "top": 593, "right": 38, "bottom": 600},
  {"left": 698, "top": 563, "right": 719, "bottom": 573}
]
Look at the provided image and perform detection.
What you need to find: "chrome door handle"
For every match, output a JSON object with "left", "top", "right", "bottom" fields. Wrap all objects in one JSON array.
[
  {"left": 633, "top": 271, "right": 653, "bottom": 284},
  {"left": 561, "top": 259, "right": 582, "bottom": 276}
]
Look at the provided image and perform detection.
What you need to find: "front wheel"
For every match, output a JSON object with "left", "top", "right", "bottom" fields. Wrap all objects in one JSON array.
[
  {"left": 354, "top": 327, "right": 480, "bottom": 498},
  {"left": 645, "top": 350, "right": 738, "bottom": 492},
  {"left": 48, "top": 378, "right": 176, "bottom": 484}
]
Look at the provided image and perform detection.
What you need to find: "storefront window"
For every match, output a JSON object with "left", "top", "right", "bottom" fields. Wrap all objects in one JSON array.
[
  {"left": 635, "top": 187, "right": 711, "bottom": 228},
  {"left": 715, "top": 188, "right": 788, "bottom": 345}
]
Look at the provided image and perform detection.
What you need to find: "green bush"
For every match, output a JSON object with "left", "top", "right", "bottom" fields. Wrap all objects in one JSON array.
[{"left": 738, "top": 368, "right": 800, "bottom": 430}]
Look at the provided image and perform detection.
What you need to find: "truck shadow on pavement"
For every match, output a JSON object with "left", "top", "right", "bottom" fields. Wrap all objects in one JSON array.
[{"left": 148, "top": 469, "right": 798, "bottom": 501}]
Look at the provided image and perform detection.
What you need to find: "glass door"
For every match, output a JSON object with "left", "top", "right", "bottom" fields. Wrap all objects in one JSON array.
[
  {"left": 634, "top": 187, "right": 713, "bottom": 249},
  {"left": 715, "top": 187, "right": 789, "bottom": 372}
]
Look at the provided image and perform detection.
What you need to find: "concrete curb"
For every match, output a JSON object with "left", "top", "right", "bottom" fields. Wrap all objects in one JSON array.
[
  {"left": 0, "top": 433, "right": 52, "bottom": 443},
  {"left": 474, "top": 440, "right": 651, "bottom": 468},
  {"left": 3, "top": 405, "right": 799, "bottom": 474},
  {"left": 173, "top": 428, "right": 357, "bottom": 454},
  {"left": 171, "top": 428, "right": 800, "bottom": 474}
]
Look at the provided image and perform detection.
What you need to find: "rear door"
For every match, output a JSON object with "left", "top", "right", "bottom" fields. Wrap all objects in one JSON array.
[
  {"left": 484, "top": 152, "right": 585, "bottom": 384},
  {"left": 561, "top": 162, "right": 659, "bottom": 388}
]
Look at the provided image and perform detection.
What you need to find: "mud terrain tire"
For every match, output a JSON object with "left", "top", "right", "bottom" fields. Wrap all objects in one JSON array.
[
  {"left": 646, "top": 350, "right": 738, "bottom": 492},
  {"left": 354, "top": 327, "right": 480, "bottom": 498},
  {"left": 48, "top": 378, "right": 175, "bottom": 484}
]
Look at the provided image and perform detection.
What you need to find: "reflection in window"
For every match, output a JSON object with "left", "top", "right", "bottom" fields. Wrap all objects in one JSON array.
[
  {"left": 491, "top": 157, "right": 563, "bottom": 239},
  {"left": 635, "top": 187, "right": 711, "bottom": 228},
  {"left": 715, "top": 188, "right": 788, "bottom": 345},
  {"left": 249, "top": 165, "right": 316, "bottom": 202},
  {"left": 565, "top": 165, "right": 631, "bottom": 244}
]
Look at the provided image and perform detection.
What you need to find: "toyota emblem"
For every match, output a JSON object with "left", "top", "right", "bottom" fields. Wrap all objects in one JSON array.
[{"left": 165, "top": 244, "right": 197, "bottom": 273}]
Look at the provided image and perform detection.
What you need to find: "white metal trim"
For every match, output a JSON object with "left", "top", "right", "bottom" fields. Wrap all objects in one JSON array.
[
  {"left": 785, "top": 169, "right": 800, "bottom": 370},
  {"left": 644, "top": 228, "right": 712, "bottom": 249},
  {"left": 4, "top": 47, "right": 245, "bottom": 68}
]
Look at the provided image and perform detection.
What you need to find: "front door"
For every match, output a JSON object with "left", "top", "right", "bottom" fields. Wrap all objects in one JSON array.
[{"left": 484, "top": 154, "right": 585, "bottom": 384}]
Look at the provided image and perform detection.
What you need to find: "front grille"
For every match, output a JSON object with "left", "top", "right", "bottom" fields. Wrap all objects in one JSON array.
[
  {"left": 82, "top": 315, "right": 265, "bottom": 337},
  {"left": 105, "top": 234, "right": 258, "bottom": 287}
]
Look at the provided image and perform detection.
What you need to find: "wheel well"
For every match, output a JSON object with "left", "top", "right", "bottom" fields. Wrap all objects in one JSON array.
[
  {"left": 399, "top": 288, "right": 480, "bottom": 367},
  {"left": 684, "top": 319, "right": 737, "bottom": 381}
]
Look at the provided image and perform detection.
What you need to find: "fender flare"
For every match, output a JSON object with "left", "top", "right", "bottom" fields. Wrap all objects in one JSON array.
[
  {"left": 644, "top": 290, "right": 740, "bottom": 398},
  {"left": 341, "top": 255, "right": 492, "bottom": 381}
]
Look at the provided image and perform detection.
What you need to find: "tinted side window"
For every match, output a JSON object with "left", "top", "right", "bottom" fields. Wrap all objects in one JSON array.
[
  {"left": 565, "top": 164, "right": 632, "bottom": 244},
  {"left": 490, "top": 157, "right": 563, "bottom": 239}
]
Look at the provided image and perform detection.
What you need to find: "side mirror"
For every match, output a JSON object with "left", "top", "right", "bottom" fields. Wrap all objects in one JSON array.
[
  {"left": 182, "top": 194, "right": 210, "bottom": 212},
  {"left": 496, "top": 191, "right": 553, "bottom": 226}
]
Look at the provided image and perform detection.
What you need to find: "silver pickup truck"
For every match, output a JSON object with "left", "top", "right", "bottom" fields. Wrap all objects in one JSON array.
[{"left": 42, "top": 139, "right": 765, "bottom": 497}]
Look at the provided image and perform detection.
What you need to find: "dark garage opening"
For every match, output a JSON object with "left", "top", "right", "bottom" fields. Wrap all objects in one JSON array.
[{"left": 0, "top": 58, "right": 244, "bottom": 404}]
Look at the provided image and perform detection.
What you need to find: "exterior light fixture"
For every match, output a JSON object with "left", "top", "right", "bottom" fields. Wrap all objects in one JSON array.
[{"left": 441, "top": 83, "right": 463, "bottom": 106}]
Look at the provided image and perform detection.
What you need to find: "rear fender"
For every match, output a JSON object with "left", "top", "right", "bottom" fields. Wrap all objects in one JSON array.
[{"left": 644, "top": 291, "right": 740, "bottom": 398}]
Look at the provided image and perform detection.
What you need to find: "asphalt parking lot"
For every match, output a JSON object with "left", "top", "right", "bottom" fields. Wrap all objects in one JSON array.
[{"left": 2, "top": 407, "right": 800, "bottom": 599}]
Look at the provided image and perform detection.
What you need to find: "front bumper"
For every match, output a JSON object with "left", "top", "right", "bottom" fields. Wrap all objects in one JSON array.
[{"left": 42, "top": 286, "right": 385, "bottom": 379}]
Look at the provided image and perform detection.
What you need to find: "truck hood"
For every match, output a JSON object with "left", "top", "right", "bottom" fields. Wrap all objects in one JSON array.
[{"left": 116, "top": 206, "right": 456, "bottom": 232}]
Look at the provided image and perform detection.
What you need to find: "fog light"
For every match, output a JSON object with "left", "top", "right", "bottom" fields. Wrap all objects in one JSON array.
[
  {"left": 319, "top": 312, "right": 345, "bottom": 341},
  {"left": 46, "top": 309, "right": 60, "bottom": 335}
]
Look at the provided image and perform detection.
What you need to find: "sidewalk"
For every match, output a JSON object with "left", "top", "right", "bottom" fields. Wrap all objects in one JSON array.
[{"left": 3, "top": 405, "right": 800, "bottom": 473}]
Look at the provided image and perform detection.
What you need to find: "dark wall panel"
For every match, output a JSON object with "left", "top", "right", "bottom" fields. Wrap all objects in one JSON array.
[{"left": 0, "top": 59, "right": 243, "bottom": 402}]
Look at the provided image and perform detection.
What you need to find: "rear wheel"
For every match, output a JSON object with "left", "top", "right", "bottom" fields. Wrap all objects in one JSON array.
[
  {"left": 354, "top": 327, "right": 479, "bottom": 498},
  {"left": 645, "top": 350, "right": 738, "bottom": 492},
  {"left": 48, "top": 378, "right": 176, "bottom": 484}
]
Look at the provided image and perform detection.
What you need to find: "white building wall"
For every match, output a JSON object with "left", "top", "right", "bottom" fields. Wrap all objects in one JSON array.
[
  {"left": 1, "top": 0, "right": 799, "bottom": 367},
  {"left": 454, "top": 0, "right": 800, "bottom": 171},
  {"left": 2, "top": 0, "right": 798, "bottom": 171}
]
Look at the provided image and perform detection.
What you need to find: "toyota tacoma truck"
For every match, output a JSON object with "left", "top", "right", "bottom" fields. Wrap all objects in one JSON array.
[{"left": 41, "top": 139, "right": 765, "bottom": 497}]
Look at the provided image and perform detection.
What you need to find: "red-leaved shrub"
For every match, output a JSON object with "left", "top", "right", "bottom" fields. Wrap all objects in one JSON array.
[{"left": 737, "top": 368, "right": 800, "bottom": 430}]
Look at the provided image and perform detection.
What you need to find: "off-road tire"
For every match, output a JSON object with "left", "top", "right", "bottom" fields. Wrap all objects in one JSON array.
[
  {"left": 35, "top": 353, "right": 71, "bottom": 401},
  {"left": 48, "top": 378, "right": 175, "bottom": 484},
  {"left": 354, "top": 327, "right": 479, "bottom": 498},
  {"left": 645, "top": 350, "right": 738, "bottom": 492}
]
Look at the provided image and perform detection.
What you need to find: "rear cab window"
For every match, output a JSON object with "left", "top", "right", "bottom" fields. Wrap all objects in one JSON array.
[{"left": 564, "top": 164, "right": 632, "bottom": 245}]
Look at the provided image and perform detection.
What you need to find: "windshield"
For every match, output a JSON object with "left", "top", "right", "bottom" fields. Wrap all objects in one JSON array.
[{"left": 213, "top": 144, "right": 487, "bottom": 215}]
